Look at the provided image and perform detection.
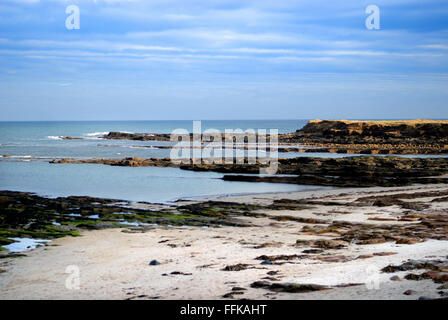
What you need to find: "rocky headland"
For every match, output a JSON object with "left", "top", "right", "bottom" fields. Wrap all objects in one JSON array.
[
  {"left": 281, "top": 119, "right": 448, "bottom": 155},
  {"left": 97, "top": 120, "right": 448, "bottom": 155}
]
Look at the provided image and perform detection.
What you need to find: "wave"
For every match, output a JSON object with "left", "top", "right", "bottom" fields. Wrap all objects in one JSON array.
[
  {"left": 84, "top": 131, "right": 135, "bottom": 137},
  {"left": 6, "top": 155, "right": 33, "bottom": 159},
  {"left": 47, "top": 136, "right": 63, "bottom": 140},
  {"left": 85, "top": 131, "right": 109, "bottom": 137},
  {"left": 128, "top": 145, "right": 157, "bottom": 150},
  {"left": 0, "top": 155, "right": 86, "bottom": 161},
  {"left": 83, "top": 131, "right": 109, "bottom": 139},
  {"left": 0, "top": 155, "right": 34, "bottom": 162}
]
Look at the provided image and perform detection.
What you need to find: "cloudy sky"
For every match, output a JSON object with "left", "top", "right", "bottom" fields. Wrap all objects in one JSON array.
[{"left": 0, "top": 0, "right": 447, "bottom": 120}]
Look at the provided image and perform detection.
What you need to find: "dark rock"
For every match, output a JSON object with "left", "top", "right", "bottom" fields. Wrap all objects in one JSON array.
[
  {"left": 262, "top": 277, "right": 279, "bottom": 281},
  {"left": 424, "top": 271, "right": 448, "bottom": 283},
  {"left": 250, "top": 281, "right": 329, "bottom": 293},
  {"left": 404, "top": 273, "right": 430, "bottom": 281},
  {"left": 51, "top": 155, "right": 448, "bottom": 188},
  {"left": 285, "top": 119, "right": 448, "bottom": 155},
  {"left": 334, "top": 283, "right": 363, "bottom": 288},
  {"left": 250, "top": 281, "right": 271, "bottom": 289},
  {"left": 149, "top": 260, "right": 161, "bottom": 266},
  {"left": 438, "top": 291, "right": 448, "bottom": 297},
  {"left": 231, "top": 287, "right": 247, "bottom": 291},
  {"left": 381, "top": 259, "right": 447, "bottom": 273},
  {"left": 256, "top": 254, "right": 305, "bottom": 262},
  {"left": 437, "top": 283, "right": 448, "bottom": 290},
  {"left": 170, "top": 271, "right": 192, "bottom": 275},
  {"left": 302, "top": 249, "right": 324, "bottom": 254},
  {"left": 222, "top": 291, "right": 244, "bottom": 298},
  {"left": 222, "top": 264, "right": 251, "bottom": 271},
  {"left": 403, "top": 290, "right": 416, "bottom": 295},
  {"left": 418, "top": 296, "right": 436, "bottom": 300},
  {"left": 390, "top": 276, "right": 402, "bottom": 281}
]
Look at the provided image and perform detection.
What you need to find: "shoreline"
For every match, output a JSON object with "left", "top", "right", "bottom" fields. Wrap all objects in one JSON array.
[{"left": 1, "top": 183, "right": 447, "bottom": 300}]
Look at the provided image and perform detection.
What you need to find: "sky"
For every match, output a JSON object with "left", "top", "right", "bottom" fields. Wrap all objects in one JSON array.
[{"left": 0, "top": 0, "right": 447, "bottom": 120}]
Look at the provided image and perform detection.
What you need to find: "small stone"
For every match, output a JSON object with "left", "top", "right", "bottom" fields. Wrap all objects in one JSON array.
[
  {"left": 403, "top": 290, "right": 416, "bottom": 295},
  {"left": 356, "top": 254, "right": 374, "bottom": 259},
  {"left": 437, "top": 283, "right": 448, "bottom": 290},
  {"left": 395, "top": 238, "right": 420, "bottom": 245},
  {"left": 426, "top": 271, "right": 448, "bottom": 283},
  {"left": 262, "top": 276, "right": 279, "bottom": 281},
  {"left": 312, "top": 240, "right": 348, "bottom": 249},
  {"left": 405, "top": 273, "right": 430, "bottom": 281},
  {"left": 302, "top": 249, "right": 323, "bottom": 254},
  {"left": 418, "top": 296, "right": 435, "bottom": 300},
  {"left": 373, "top": 252, "right": 397, "bottom": 256},
  {"left": 250, "top": 281, "right": 271, "bottom": 288},
  {"left": 250, "top": 281, "right": 329, "bottom": 293},
  {"left": 222, "top": 264, "right": 250, "bottom": 271},
  {"left": 390, "top": 275, "right": 402, "bottom": 281},
  {"left": 261, "top": 260, "right": 273, "bottom": 265},
  {"left": 438, "top": 291, "right": 448, "bottom": 297},
  {"left": 149, "top": 260, "right": 161, "bottom": 266}
]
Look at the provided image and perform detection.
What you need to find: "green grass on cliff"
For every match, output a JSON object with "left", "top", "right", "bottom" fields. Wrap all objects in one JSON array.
[{"left": 309, "top": 119, "right": 448, "bottom": 126}]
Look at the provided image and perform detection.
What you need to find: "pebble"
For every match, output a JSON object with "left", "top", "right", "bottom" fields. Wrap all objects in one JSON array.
[
  {"left": 418, "top": 296, "right": 436, "bottom": 300},
  {"left": 261, "top": 260, "right": 273, "bottom": 265},
  {"left": 403, "top": 290, "right": 416, "bottom": 295},
  {"left": 149, "top": 260, "right": 161, "bottom": 266},
  {"left": 437, "top": 283, "right": 448, "bottom": 290},
  {"left": 438, "top": 291, "right": 448, "bottom": 297},
  {"left": 390, "top": 275, "right": 402, "bottom": 281}
]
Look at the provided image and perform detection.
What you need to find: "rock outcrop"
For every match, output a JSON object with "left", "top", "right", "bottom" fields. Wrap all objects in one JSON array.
[
  {"left": 50, "top": 156, "right": 448, "bottom": 187},
  {"left": 280, "top": 120, "right": 448, "bottom": 154},
  {"left": 99, "top": 120, "right": 448, "bottom": 155},
  {"left": 103, "top": 132, "right": 171, "bottom": 141}
]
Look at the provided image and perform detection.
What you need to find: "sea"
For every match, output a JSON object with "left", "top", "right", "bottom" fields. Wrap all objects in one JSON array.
[{"left": 0, "top": 120, "right": 444, "bottom": 203}]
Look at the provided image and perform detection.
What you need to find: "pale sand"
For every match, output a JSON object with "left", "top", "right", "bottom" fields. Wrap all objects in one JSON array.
[{"left": 0, "top": 184, "right": 447, "bottom": 300}]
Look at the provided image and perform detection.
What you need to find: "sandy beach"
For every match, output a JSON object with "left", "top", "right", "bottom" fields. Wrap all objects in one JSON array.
[{"left": 1, "top": 184, "right": 447, "bottom": 300}]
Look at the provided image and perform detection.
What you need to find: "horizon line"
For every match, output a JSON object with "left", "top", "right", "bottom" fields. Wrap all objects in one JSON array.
[{"left": 1, "top": 118, "right": 448, "bottom": 122}]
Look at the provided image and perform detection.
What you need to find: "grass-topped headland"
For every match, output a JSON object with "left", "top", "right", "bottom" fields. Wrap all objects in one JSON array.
[
  {"left": 307, "top": 119, "right": 448, "bottom": 126},
  {"left": 45, "top": 119, "right": 448, "bottom": 155},
  {"left": 276, "top": 119, "right": 448, "bottom": 154},
  {"left": 295, "top": 119, "right": 448, "bottom": 139}
]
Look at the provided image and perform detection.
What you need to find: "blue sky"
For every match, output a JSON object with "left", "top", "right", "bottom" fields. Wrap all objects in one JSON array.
[{"left": 0, "top": 0, "right": 447, "bottom": 120}]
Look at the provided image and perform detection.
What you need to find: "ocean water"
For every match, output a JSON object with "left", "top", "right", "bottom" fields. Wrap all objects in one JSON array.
[
  {"left": 1, "top": 120, "right": 444, "bottom": 203},
  {"left": 0, "top": 120, "right": 306, "bottom": 160},
  {"left": 0, "top": 120, "right": 331, "bottom": 202}
]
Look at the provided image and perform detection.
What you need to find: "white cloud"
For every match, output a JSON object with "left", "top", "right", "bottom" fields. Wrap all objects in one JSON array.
[{"left": 419, "top": 44, "right": 448, "bottom": 50}]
